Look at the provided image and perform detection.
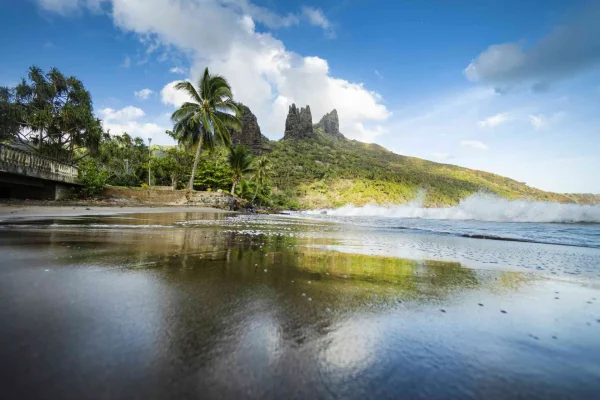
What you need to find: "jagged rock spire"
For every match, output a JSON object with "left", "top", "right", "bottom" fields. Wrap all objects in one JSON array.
[
  {"left": 284, "top": 104, "right": 315, "bottom": 140},
  {"left": 317, "top": 109, "right": 343, "bottom": 139},
  {"left": 229, "top": 103, "right": 268, "bottom": 155}
]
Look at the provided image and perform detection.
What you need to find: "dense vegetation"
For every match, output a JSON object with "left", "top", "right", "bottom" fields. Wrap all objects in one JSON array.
[
  {"left": 267, "top": 127, "right": 597, "bottom": 209},
  {"left": 0, "top": 66, "right": 102, "bottom": 162},
  {"left": 2, "top": 65, "right": 598, "bottom": 209},
  {"left": 169, "top": 67, "right": 241, "bottom": 190}
]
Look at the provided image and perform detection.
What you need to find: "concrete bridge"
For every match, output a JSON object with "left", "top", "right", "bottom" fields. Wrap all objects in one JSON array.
[{"left": 0, "top": 144, "right": 80, "bottom": 200}]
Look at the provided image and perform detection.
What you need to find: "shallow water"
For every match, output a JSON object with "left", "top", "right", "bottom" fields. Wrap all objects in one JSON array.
[{"left": 1, "top": 212, "right": 599, "bottom": 399}]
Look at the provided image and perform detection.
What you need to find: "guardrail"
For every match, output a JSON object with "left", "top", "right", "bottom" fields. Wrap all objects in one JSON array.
[{"left": 0, "top": 144, "right": 79, "bottom": 184}]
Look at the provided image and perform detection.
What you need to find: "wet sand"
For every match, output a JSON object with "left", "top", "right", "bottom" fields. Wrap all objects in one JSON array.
[
  {"left": 0, "top": 211, "right": 599, "bottom": 399},
  {"left": 0, "top": 204, "right": 232, "bottom": 222}
]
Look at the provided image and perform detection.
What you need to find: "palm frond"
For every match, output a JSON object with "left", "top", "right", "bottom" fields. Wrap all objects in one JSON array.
[
  {"left": 173, "top": 81, "right": 202, "bottom": 104},
  {"left": 171, "top": 105, "right": 198, "bottom": 123},
  {"left": 214, "top": 110, "right": 242, "bottom": 132},
  {"left": 212, "top": 115, "right": 232, "bottom": 148},
  {"left": 199, "top": 67, "right": 211, "bottom": 103}
]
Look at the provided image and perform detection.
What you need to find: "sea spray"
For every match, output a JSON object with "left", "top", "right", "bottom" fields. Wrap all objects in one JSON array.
[{"left": 303, "top": 194, "right": 600, "bottom": 223}]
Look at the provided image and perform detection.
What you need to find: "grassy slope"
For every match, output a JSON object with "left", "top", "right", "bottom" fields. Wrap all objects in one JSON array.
[{"left": 268, "top": 128, "right": 599, "bottom": 209}]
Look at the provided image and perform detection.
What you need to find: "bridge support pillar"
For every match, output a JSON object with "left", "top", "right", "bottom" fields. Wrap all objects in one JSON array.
[
  {"left": 0, "top": 174, "right": 76, "bottom": 200},
  {"left": 0, "top": 144, "right": 80, "bottom": 200},
  {"left": 54, "top": 183, "right": 72, "bottom": 200}
]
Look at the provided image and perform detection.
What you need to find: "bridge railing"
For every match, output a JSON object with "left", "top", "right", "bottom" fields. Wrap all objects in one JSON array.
[{"left": 0, "top": 144, "right": 79, "bottom": 184}]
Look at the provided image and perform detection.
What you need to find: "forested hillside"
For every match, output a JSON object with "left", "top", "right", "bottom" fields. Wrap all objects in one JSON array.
[{"left": 267, "top": 126, "right": 598, "bottom": 209}]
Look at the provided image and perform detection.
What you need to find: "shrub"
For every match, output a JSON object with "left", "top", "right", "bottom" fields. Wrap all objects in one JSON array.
[
  {"left": 108, "top": 174, "right": 140, "bottom": 187},
  {"left": 77, "top": 159, "right": 110, "bottom": 197}
]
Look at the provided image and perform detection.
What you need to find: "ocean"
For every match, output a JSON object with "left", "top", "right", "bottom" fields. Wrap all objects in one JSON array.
[{"left": 1, "top": 199, "right": 599, "bottom": 399}]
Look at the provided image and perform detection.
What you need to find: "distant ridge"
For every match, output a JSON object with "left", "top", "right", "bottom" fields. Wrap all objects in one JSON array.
[{"left": 234, "top": 104, "right": 599, "bottom": 209}]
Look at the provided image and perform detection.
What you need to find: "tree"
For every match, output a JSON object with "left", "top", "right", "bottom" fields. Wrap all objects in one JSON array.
[
  {"left": 0, "top": 87, "right": 21, "bottom": 142},
  {"left": 96, "top": 133, "right": 148, "bottom": 186},
  {"left": 151, "top": 147, "right": 193, "bottom": 189},
  {"left": 251, "top": 155, "right": 272, "bottom": 202},
  {"left": 191, "top": 154, "right": 232, "bottom": 192},
  {"left": 3, "top": 66, "right": 102, "bottom": 162},
  {"left": 228, "top": 145, "right": 254, "bottom": 195},
  {"left": 170, "top": 67, "right": 241, "bottom": 191}
]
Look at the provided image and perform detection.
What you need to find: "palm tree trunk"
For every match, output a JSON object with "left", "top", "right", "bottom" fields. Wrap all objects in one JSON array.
[
  {"left": 231, "top": 179, "right": 237, "bottom": 196},
  {"left": 188, "top": 135, "right": 204, "bottom": 191},
  {"left": 251, "top": 184, "right": 259, "bottom": 202}
]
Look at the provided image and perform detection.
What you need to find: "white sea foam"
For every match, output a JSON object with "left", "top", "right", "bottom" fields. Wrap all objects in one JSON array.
[{"left": 303, "top": 194, "right": 600, "bottom": 223}]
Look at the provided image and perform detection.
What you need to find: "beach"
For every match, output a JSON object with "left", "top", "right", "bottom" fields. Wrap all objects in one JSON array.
[
  {"left": 1, "top": 209, "right": 599, "bottom": 399},
  {"left": 0, "top": 203, "right": 232, "bottom": 222}
]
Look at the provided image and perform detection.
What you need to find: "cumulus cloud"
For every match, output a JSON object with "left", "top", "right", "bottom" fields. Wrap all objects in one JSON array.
[
  {"left": 219, "top": 0, "right": 300, "bottom": 29},
  {"left": 477, "top": 112, "right": 510, "bottom": 128},
  {"left": 134, "top": 88, "right": 154, "bottom": 100},
  {"left": 160, "top": 80, "right": 194, "bottom": 107},
  {"left": 112, "top": 0, "right": 391, "bottom": 140},
  {"left": 37, "top": 0, "right": 384, "bottom": 141},
  {"left": 101, "top": 106, "right": 166, "bottom": 140},
  {"left": 302, "top": 6, "right": 334, "bottom": 37},
  {"left": 460, "top": 140, "right": 488, "bottom": 150},
  {"left": 169, "top": 67, "right": 186, "bottom": 74},
  {"left": 465, "top": 4, "right": 600, "bottom": 90},
  {"left": 220, "top": 1, "right": 332, "bottom": 34},
  {"left": 102, "top": 106, "right": 145, "bottom": 122}
]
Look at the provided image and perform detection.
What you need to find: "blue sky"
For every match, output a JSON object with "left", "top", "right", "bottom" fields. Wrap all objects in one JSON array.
[{"left": 1, "top": 0, "right": 599, "bottom": 193}]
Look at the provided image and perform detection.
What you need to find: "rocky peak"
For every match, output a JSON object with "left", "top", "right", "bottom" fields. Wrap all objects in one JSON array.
[
  {"left": 316, "top": 109, "right": 343, "bottom": 139},
  {"left": 230, "top": 103, "right": 268, "bottom": 155},
  {"left": 284, "top": 104, "right": 315, "bottom": 140}
]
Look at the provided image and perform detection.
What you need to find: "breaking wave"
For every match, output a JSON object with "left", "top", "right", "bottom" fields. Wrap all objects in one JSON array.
[{"left": 304, "top": 194, "right": 600, "bottom": 223}]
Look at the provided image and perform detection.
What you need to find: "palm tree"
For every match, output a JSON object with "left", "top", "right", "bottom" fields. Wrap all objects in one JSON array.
[
  {"left": 251, "top": 156, "right": 271, "bottom": 203},
  {"left": 228, "top": 145, "right": 254, "bottom": 196},
  {"left": 171, "top": 68, "right": 241, "bottom": 191}
]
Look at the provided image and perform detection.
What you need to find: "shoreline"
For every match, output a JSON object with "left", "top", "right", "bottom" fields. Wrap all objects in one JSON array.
[{"left": 0, "top": 202, "right": 233, "bottom": 222}]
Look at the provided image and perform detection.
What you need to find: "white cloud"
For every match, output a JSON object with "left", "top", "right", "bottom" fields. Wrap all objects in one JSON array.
[
  {"left": 107, "top": 0, "right": 391, "bottom": 140},
  {"left": 374, "top": 70, "right": 384, "bottom": 80},
  {"left": 465, "top": 5, "right": 600, "bottom": 90},
  {"left": 37, "top": 0, "right": 377, "bottom": 140},
  {"left": 101, "top": 106, "right": 166, "bottom": 141},
  {"left": 220, "top": 2, "right": 332, "bottom": 34},
  {"left": 528, "top": 114, "right": 546, "bottom": 130},
  {"left": 301, "top": 7, "right": 334, "bottom": 37},
  {"left": 460, "top": 140, "right": 488, "bottom": 150},
  {"left": 220, "top": 0, "right": 300, "bottom": 29},
  {"left": 528, "top": 112, "right": 565, "bottom": 130},
  {"left": 169, "top": 66, "right": 187, "bottom": 74},
  {"left": 134, "top": 88, "right": 154, "bottom": 100},
  {"left": 102, "top": 106, "right": 145, "bottom": 122},
  {"left": 350, "top": 123, "right": 388, "bottom": 143},
  {"left": 477, "top": 112, "right": 510, "bottom": 128},
  {"left": 302, "top": 7, "right": 329, "bottom": 28},
  {"left": 160, "top": 80, "right": 194, "bottom": 107}
]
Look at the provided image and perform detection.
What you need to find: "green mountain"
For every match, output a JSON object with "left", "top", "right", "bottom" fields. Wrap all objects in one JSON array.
[{"left": 251, "top": 105, "right": 599, "bottom": 210}]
